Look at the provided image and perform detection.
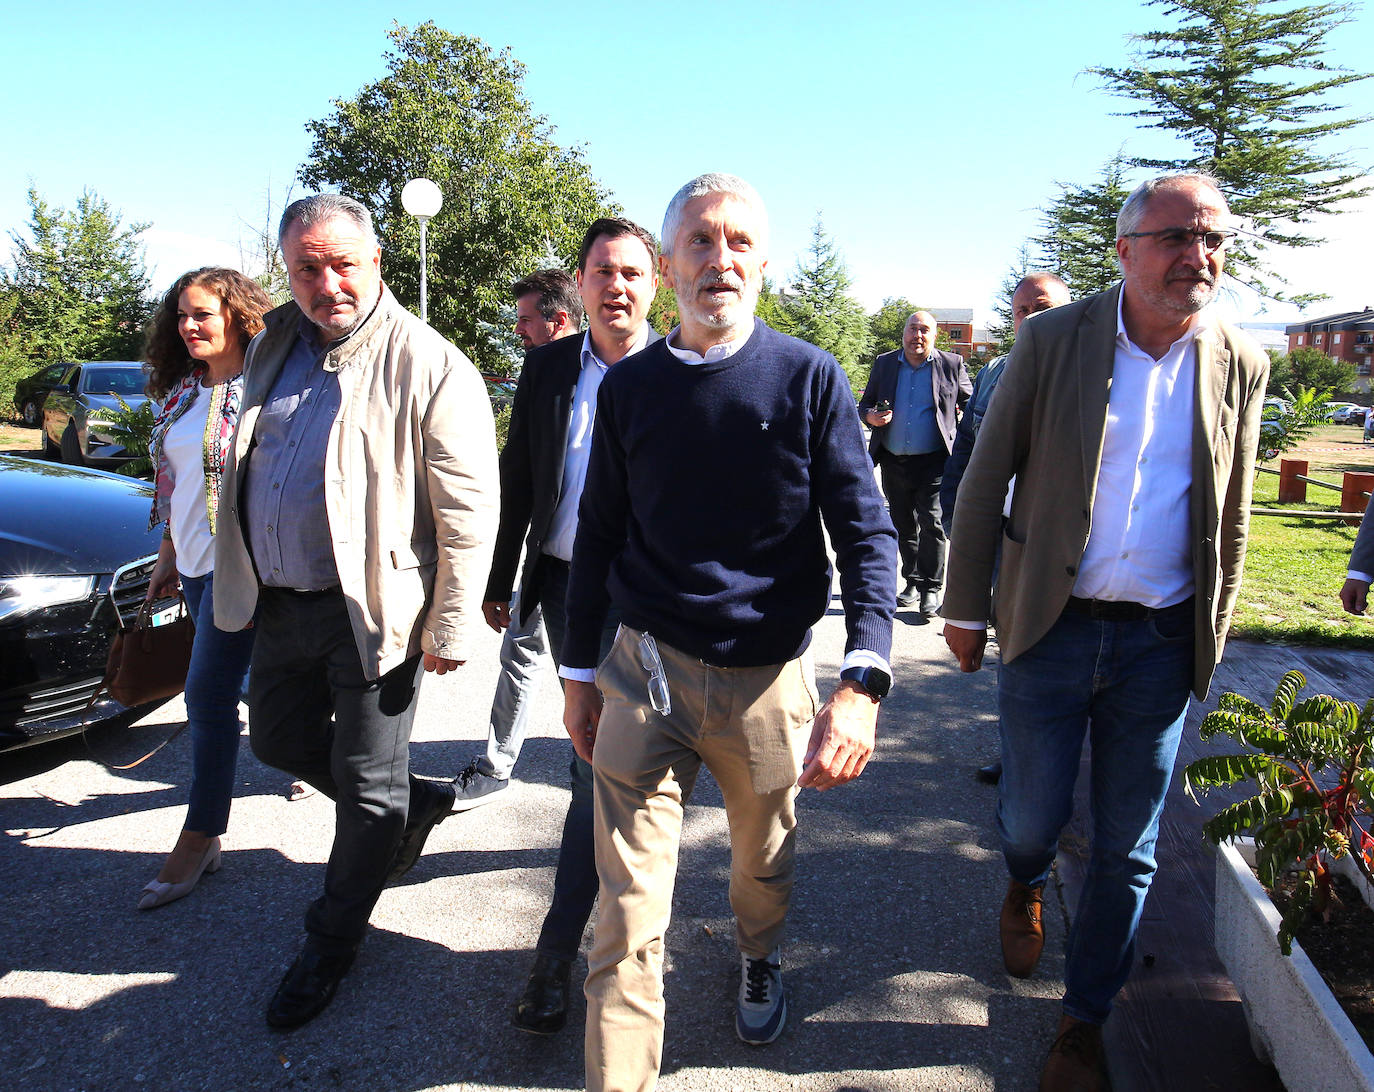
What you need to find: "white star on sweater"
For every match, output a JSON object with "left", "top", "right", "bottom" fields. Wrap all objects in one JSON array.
[{"left": 760, "top": 420, "right": 769, "bottom": 430}]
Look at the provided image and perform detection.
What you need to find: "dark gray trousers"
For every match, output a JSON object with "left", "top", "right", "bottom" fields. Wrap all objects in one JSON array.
[
  {"left": 248, "top": 587, "right": 438, "bottom": 949},
  {"left": 881, "top": 451, "right": 948, "bottom": 591}
]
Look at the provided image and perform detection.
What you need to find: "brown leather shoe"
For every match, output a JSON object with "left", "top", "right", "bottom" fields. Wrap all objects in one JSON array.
[
  {"left": 1039, "top": 1013, "right": 1105, "bottom": 1091},
  {"left": 1000, "top": 879, "right": 1044, "bottom": 978}
]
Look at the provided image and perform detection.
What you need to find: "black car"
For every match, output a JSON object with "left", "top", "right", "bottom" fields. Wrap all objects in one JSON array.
[
  {"left": 0, "top": 455, "right": 170, "bottom": 750},
  {"left": 12, "top": 361, "right": 71, "bottom": 427},
  {"left": 40, "top": 360, "right": 153, "bottom": 467}
]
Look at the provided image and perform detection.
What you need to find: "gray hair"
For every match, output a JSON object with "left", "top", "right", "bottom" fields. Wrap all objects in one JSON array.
[
  {"left": 1116, "top": 173, "right": 1229, "bottom": 238},
  {"left": 661, "top": 173, "right": 768, "bottom": 257},
  {"left": 278, "top": 193, "right": 379, "bottom": 250}
]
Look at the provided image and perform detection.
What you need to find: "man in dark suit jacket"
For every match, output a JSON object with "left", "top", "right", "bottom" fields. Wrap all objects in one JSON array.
[
  {"left": 1340, "top": 495, "right": 1374, "bottom": 614},
  {"left": 859, "top": 311, "right": 972, "bottom": 615},
  {"left": 482, "top": 217, "right": 662, "bottom": 1036}
]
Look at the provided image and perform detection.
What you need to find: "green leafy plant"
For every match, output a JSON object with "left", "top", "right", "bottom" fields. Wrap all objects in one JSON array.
[
  {"left": 1258, "top": 385, "right": 1334, "bottom": 461},
  {"left": 103, "top": 395, "right": 155, "bottom": 479},
  {"left": 1184, "top": 669, "right": 1374, "bottom": 954}
]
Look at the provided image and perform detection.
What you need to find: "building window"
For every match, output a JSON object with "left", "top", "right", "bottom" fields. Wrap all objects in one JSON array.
[
  {"left": 1298, "top": 335, "right": 1305, "bottom": 345},
  {"left": 1335, "top": 333, "right": 1343, "bottom": 345}
]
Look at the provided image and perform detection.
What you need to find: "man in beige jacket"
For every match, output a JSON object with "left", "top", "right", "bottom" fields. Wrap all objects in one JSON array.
[
  {"left": 215, "top": 194, "right": 498, "bottom": 1030},
  {"left": 943, "top": 174, "right": 1267, "bottom": 1090}
]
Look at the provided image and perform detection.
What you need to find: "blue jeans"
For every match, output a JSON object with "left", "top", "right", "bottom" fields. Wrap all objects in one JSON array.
[
  {"left": 180, "top": 572, "right": 255, "bottom": 836},
  {"left": 997, "top": 600, "right": 1194, "bottom": 1025}
]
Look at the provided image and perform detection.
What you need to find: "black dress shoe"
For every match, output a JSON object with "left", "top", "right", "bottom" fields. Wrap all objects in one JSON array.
[
  {"left": 389, "top": 780, "right": 457, "bottom": 881},
  {"left": 896, "top": 582, "right": 919, "bottom": 608},
  {"left": 512, "top": 953, "right": 573, "bottom": 1035},
  {"left": 976, "top": 761, "right": 1002, "bottom": 785},
  {"left": 266, "top": 941, "right": 357, "bottom": 1030}
]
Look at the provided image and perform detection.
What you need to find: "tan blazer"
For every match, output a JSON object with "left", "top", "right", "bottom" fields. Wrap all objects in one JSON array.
[
  {"left": 214, "top": 289, "right": 499, "bottom": 679},
  {"left": 943, "top": 284, "right": 1269, "bottom": 699}
]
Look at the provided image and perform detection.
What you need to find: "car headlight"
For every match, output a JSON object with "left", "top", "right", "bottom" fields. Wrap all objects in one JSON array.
[{"left": 0, "top": 575, "right": 97, "bottom": 624}]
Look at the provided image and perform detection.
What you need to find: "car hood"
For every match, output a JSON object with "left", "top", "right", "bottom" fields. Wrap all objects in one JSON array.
[
  {"left": 0, "top": 456, "right": 161, "bottom": 575},
  {"left": 82, "top": 392, "right": 151, "bottom": 416}
]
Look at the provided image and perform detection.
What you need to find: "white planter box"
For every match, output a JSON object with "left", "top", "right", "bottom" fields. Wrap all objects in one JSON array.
[{"left": 1214, "top": 838, "right": 1374, "bottom": 1091}]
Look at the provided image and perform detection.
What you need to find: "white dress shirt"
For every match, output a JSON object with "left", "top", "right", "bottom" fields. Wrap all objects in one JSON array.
[
  {"left": 543, "top": 327, "right": 650, "bottom": 562},
  {"left": 947, "top": 293, "right": 1204, "bottom": 631}
]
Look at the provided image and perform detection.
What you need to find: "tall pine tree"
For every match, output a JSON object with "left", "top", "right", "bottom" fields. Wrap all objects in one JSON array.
[
  {"left": 1090, "top": 0, "right": 1372, "bottom": 302},
  {"left": 779, "top": 216, "right": 872, "bottom": 388}
]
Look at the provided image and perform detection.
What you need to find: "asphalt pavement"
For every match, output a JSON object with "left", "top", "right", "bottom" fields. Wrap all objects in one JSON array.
[{"left": 0, "top": 592, "right": 1068, "bottom": 1091}]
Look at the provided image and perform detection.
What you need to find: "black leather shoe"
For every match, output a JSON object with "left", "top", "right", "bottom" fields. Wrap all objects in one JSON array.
[
  {"left": 976, "top": 761, "right": 1002, "bottom": 785},
  {"left": 389, "top": 780, "right": 456, "bottom": 881},
  {"left": 896, "top": 582, "right": 919, "bottom": 608},
  {"left": 512, "top": 953, "right": 573, "bottom": 1035},
  {"left": 266, "top": 941, "right": 357, "bottom": 1030}
]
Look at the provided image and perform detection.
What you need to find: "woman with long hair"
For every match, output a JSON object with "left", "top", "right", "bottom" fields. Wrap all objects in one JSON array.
[{"left": 138, "top": 267, "right": 273, "bottom": 910}]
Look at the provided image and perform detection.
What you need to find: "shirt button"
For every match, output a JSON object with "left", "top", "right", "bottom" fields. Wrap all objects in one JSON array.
[
  {"left": 273, "top": 482, "right": 280, "bottom": 490},
  {"left": 1121, "top": 552, "right": 1129, "bottom": 559},
  {"left": 1140, "top": 457, "right": 1148, "bottom": 464},
  {"left": 266, "top": 525, "right": 274, "bottom": 533}
]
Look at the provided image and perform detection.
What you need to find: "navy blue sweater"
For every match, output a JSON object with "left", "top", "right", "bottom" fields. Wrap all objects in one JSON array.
[{"left": 563, "top": 320, "right": 897, "bottom": 670}]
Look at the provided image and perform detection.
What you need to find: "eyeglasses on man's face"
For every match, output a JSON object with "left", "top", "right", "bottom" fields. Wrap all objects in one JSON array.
[{"left": 1121, "top": 227, "right": 1238, "bottom": 253}]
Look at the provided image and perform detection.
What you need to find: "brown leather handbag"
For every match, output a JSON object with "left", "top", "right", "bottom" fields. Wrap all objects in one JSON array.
[{"left": 99, "top": 594, "right": 197, "bottom": 707}]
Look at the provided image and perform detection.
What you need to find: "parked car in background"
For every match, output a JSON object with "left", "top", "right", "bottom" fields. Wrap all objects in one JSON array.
[
  {"left": 482, "top": 374, "right": 517, "bottom": 411},
  {"left": 39, "top": 361, "right": 152, "bottom": 467},
  {"left": 1331, "top": 403, "right": 1367, "bottom": 425},
  {"left": 0, "top": 455, "right": 172, "bottom": 751},
  {"left": 12, "top": 362, "right": 72, "bottom": 426}
]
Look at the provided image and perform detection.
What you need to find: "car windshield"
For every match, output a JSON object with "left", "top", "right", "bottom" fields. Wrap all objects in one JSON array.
[{"left": 82, "top": 367, "right": 144, "bottom": 395}]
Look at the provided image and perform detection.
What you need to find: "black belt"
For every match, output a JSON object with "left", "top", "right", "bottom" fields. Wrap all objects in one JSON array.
[
  {"left": 266, "top": 584, "right": 342, "bottom": 599},
  {"left": 1064, "top": 595, "right": 1192, "bottom": 622}
]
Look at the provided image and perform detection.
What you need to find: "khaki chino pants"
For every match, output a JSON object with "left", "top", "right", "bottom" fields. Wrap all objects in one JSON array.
[{"left": 584, "top": 627, "right": 819, "bottom": 1092}]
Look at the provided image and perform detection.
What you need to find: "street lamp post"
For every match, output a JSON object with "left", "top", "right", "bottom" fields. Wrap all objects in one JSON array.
[{"left": 400, "top": 178, "right": 443, "bottom": 323}]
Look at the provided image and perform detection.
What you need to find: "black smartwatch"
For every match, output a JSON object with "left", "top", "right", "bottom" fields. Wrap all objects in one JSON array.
[{"left": 840, "top": 665, "right": 891, "bottom": 701}]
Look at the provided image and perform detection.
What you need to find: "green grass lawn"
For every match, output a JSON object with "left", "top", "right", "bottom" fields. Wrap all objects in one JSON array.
[{"left": 1232, "top": 425, "right": 1374, "bottom": 648}]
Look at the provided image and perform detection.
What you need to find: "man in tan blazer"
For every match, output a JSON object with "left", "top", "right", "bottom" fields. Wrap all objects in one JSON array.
[
  {"left": 942, "top": 173, "right": 1268, "bottom": 1091},
  {"left": 215, "top": 194, "right": 498, "bottom": 1031}
]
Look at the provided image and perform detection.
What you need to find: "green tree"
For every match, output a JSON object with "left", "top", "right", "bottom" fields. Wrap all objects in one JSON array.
[
  {"left": 299, "top": 22, "right": 618, "bottom": 371},
  {"left": 987, "top": 243, "right": 1035, "bottom": 358},
  {"left": 867, "top": 297, "right": 919, "bottom": 360},
  {"left": 1033, "top": 156, "right": 1133, "bottom": 298},
  {"left": 1266, "top": 345, "right": 1357, "bottom": 397},
  {"left": 777, "top": 216, "right": 871, "bottom": 388},
  {"left": 753, "top": 276, "right": 792, "bottom": 336},
  {"left": 3, "top": 187, "right": 152, "bottom": 364},
  {"left": 1090, "top": 0, "right": 1373, "bottom": 303}
]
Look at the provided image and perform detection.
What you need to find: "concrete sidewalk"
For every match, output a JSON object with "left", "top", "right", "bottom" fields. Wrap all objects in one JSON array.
[{"left": 0, "top": 599, "right": 1067, "bottom": 1091}]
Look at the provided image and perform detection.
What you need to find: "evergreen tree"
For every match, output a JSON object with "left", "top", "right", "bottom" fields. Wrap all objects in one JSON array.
[
  {"left": 1090, "top": 0, "right": 1372, "bottom": 302},
  {"left": 779, "top": 216, "right": 872, "bottom": 387},
  {"left": 2, "top": 187, "right": 152, "bottom": 366},
  {"left": 987, "top": 243, "right": 1035, "bottom": 358},
  {"left": 1032, "top": 157, "right": 1133, "bottom": 298},
  {"left": 299, "top": 22, "right": 617, "bottom": 371}
]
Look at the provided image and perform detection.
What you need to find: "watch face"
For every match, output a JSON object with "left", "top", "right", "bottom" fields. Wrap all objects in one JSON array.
[{"left": 866, "top": 668, "right": 892, "bottom": 699}]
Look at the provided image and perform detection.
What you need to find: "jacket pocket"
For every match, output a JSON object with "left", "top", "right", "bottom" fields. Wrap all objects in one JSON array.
[{"left": 390, "top": 538, "right": 438, "bottom": 570}]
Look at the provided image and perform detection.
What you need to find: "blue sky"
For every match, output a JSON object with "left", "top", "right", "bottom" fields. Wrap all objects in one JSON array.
[{"left": 4, "top": 0, "right": 1372, "bottom": 329}]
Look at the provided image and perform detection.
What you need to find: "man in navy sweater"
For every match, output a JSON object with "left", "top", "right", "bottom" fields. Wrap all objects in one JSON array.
[{"left": 561, "top": 173, "right": 897, "bottom": 1092}]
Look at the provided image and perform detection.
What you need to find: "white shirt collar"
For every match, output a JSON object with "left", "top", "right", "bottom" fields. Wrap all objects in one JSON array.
[
  {"left": 1115, "top": 284, "right": 1215, "bottom": 356},
  {"left": 581, "top": 324, "right": 650, "bottom": 370},
  {"left": 665, "top": 321, "right": 755, "bottom": 364}
]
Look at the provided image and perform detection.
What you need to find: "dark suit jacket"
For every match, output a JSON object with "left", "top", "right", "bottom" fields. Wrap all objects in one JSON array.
[
  {"left": 943, "top": 284, "right": 1270, "bottom": 699},
  {"left": 859, "top": 348, "right": 972, "bottom": 463},
  {"left": 483, "top": 329, "right": 661, "bottom": 625}
]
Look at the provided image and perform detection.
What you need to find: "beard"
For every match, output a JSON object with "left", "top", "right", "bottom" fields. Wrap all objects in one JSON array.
[{"left": 676, "top": 271, "right": 761, "bottom": 332}]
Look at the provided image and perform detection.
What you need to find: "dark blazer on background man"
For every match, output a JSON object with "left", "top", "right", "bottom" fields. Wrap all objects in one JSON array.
[
  {"left": 483, "top": 329, "right": 662, "bottom": 626},
  {"left": 860, "top": 348, "right": 973, "bottom": 463}
]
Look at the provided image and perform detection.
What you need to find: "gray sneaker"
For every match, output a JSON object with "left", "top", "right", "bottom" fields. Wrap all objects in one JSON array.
[
  {"left": 736, "top": 947, "right": 786, "bottom": 1045},
  {"left": 452, "top": 760, "right": 509, "bottom": 812}
]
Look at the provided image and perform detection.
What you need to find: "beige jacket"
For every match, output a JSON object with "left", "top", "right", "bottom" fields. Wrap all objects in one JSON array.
[
  {"left": 214, "top": 288, "right": 499, "bottom": 679},
  {"left": 943, "top": 284, "right": 1269, "bottom": 699}
]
